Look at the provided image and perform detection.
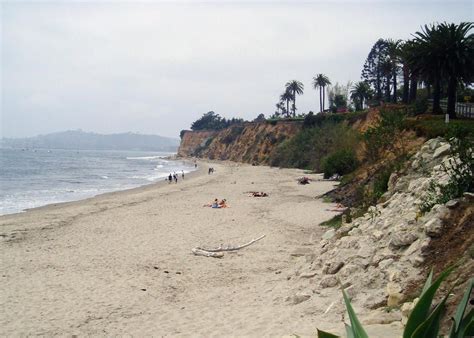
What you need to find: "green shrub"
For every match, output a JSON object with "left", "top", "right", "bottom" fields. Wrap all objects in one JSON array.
[
  {"left": 408, "top": 96, "right": 429, "bottom": 116},
  {"left": 406, "top": 116, "right": 474, "bottom": 139},
  {"left": 363, "top": 108, "right": 407, "bottom": 161},
  {"left": 321, "top": 149, "right": 358, "bottom": 179},
  {"left": 270, "top": 121, "right": 359, "bottom": 171},
  {"left": 420, "top": 134, "right": 473, "bottom": 213}
]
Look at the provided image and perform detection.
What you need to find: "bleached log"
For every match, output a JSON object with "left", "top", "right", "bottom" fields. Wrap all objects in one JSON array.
[
  {"left": 192, "top": 234, "right": 266, "bottom": 258},
  {"left": 191, "top": 248, "right": 224, "bottom": 258},
  {"left": 199, "top": 234, "right": 266, "bottom": 252}
]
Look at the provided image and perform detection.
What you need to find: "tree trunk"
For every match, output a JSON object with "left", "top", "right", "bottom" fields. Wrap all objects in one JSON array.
[
  {"left": 293, "top": 90, "right": 296, "bottom": 117},
  {"left": 447, "top": 76, "right": 457, "bottom": 119},
  {"left": 323, "top": 86, "right": 326, "bottom": 112},
  {"left": 402, "top": 66, "right": 409, "bottom": 104},
  {"left": 409, "top": 74, "right": 417, "bottom": 103},
  {"left": 286, "top": 100, "right": 289, "bottom": 117},
  {"left": 392, "top": 69, "right": 397, "bottom": 103},
  {"left": 376, "top": 73, "right": 381, "bottom": 100},
  {"left": 385, "top": 75, "right": 391, "bottom": 102},
  {"left": 432, "top": 79, "right": 442, "bottom": 114},
  {"left": 319, "top": 87, "right": 323, "bottom": 113}
]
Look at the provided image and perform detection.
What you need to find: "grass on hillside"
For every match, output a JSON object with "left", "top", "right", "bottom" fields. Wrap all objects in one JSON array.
[{"left": 406, "top": 115, "right": 474, "bottom": 138}]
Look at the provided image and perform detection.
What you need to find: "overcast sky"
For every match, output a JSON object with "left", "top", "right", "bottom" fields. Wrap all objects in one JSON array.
[{"left": 1, "top": 0, "right": 472, "bottom": 139}]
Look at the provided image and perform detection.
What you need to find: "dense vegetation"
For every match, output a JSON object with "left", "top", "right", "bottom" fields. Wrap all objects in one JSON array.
[{"left": 190, "top": 111, "right": 245, "bottom": 131}]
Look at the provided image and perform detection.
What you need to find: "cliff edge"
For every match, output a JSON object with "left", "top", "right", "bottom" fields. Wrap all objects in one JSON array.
[{"left": 178, "top": 121, "right": 301, "bottom": 163}]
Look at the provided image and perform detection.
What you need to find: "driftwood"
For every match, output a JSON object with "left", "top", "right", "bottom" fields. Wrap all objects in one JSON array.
[
  {"left": 192, "top": 235, "right": 266, "bottom": 258},
  {"left": 191, "top": 248, "right": 224, "bottom": 258}
]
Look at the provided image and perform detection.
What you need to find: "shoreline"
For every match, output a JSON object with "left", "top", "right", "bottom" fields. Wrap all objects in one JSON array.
[
  {"left": 0, "top": 158, "right": 204, "bottom": 219},
  {"left": 1, "top": 161, "right": 398, "bottom": 336}
]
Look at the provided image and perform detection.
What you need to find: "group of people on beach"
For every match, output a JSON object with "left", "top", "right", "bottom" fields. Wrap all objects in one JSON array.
[{"left": 168, "top": 171, "right": 185, "bottom": 184}]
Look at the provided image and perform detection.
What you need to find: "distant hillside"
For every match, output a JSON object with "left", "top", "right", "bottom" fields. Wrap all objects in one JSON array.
[{"left": 1, "top": 130, "right": 180, "bottom": 152}]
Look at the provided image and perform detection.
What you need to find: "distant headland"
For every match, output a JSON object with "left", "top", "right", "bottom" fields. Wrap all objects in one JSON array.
[{"left": 1, "top": 130, "right": 180, "bottom": 152}]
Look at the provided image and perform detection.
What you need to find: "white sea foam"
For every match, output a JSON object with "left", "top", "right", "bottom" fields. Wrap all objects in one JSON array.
[
  {"left": 126, "top": 155, "right": 169, "bottom": 160},
  {"left": 0, "top": 149, "right": 194, "bottom": 215}
]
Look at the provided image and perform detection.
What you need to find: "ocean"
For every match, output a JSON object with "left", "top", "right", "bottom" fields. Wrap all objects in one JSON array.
[{"left": 0, "top": 148, "right": 195, "bottom": 215}]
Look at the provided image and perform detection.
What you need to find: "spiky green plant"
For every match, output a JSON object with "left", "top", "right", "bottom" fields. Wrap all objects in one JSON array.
[{"left": 317, "top": 267, "right": 473, "bottom": 338}]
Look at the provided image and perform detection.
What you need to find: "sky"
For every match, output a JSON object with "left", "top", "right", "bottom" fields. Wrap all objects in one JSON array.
[{"left": 1, "top": 0, "right": 473, "bottom": 139}]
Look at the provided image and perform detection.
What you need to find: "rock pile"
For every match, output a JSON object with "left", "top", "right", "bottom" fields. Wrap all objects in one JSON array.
[{"left": 288, "top": 137, "right": 467, "bottom": 325}]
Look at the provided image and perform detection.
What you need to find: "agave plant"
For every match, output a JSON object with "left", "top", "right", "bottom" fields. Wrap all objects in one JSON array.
[{"left": 317, "top": 267, "right": 473, "bottom": 338}]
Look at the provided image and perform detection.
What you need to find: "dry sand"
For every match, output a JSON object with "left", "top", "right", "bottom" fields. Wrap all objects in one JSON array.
[{"left": 0, "top": 162, "right": 399, "bottom": 337}]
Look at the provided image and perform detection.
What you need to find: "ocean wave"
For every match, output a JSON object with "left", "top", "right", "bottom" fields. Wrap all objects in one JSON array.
[{"left": 126, "top": 155, "right": 166, "bottom": 161}]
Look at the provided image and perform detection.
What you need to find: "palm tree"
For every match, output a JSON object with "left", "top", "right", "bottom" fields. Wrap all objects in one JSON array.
[
  {"left": 408, "top": 24, "right": 445, "bottom": 114},
  {"left": 312, "top": 74, "right": 331, "bottom": 113},
  {"left": 387, "top": 39, "right": 402, "bottom": 103},
  {"left": 435, "top": 22, "right": 474, "bottom": 119},
  {"left": 350, "top": 81, "right": 373, "bottom": 111},
  {"left": 409, "top": 23, "right": 474, "bottom": 117},
  {"left": 280, "top": 90, "right": 293, "bottom": 118},
  {"left": 285, "top": 80, "right": 304, "bottom": 117}
]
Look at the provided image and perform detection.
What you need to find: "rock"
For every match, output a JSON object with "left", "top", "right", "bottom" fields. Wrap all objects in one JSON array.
[
  {"left": 433, "top": 143, "right": 451, "bottom": 159},
  {"left": 403, "top": 211, "right": 418, "bottom": 225},
  {"left": 300, "top": 271, "right": 318, "bottom": 279},
  {"left": 323, "top": 261, "right": 344, "bottom": 275},
  {"left": 338, "top": 263, "right": 361, "bottom": 279},
  {"left": 424, "top": 218, "right": 443, "bottom": 237},
  {"left": 322, "top": 229, "right": 336, "bottom": 240},
  {"left": 378, "top": 258, "right": 394, "bottom": 269},
  {"left": 428, "top": 138, "right": 441, "bottom": 150},
  {"left": 387, "top": 172, "right": 400, "bottom": 192},
  {"left": 419, "top": 238, "right": 431, "bottom": 255},
  {"left": 386, "top": 282, "right": 403, "bottom": 307},
  {"left": 409, "top": 255, "right": 425, "bottom": 267},
  {"left": 421, "top": 152, "right": 432, "bottom": 162},
  {"left": 420, "top": 144, "right": 431, "bottom": 153},
  {"left": 337, "top": 224, "right": 356, "bottom": 237},
  {"left": 319, "top": 275, "right": 338, "bottom": 288},
  {"left": 387, "top": 268, "right": 402, "bottom": 282},
  {"left": 403, "top": 239, "right": 422, "bottom": 257},
  {"left": 390, "top": 232, "right": 418, "bottom": 248},
  {"left": 411, "top": 159, "right": 420, "bottom": 170},
  {"left": 464, "top": 192, "right": 474, "bottom": 200},
  {"left": 372, "top": 230, "right": 384, "bottom": 241},
  {"left": 348, "top": 227, "right": 362, "bottom": 236},
  {"left": 288, "top": 292, "right": 311, "bottom": 305},
  {"left": 446, "top": 199, "right": 459, "bottom": 209},
  {"left": 401, "top": 301, "right": 414, "bottom": 317}
]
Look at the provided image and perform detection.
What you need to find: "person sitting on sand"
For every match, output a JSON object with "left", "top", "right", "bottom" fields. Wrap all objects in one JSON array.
[
  {"left": 218, "top": 199, "right": 228, "bottom": 208},
  {"left": 211, "top": 198, "right": 220, "bottom": 208}
]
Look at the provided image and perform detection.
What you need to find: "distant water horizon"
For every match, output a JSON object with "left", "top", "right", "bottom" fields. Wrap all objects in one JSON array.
[{"left": 0, "top": 148, "right": 195, "bottom": 216}]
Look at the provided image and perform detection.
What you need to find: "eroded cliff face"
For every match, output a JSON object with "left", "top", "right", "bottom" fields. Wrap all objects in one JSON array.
[{"left": 178, "top": 121, "right": 301, "bottom": 164}]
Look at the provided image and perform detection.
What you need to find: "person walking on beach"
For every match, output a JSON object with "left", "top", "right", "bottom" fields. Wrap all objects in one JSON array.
[
  {"left": 168, "top": 173, "right": 172, "bottom": 184},
  {"left": 181, "top": 170, "right": 185, "bottom": 180},
  {"left": 173, "top": 173, "right": 178, "bottom": 184}
]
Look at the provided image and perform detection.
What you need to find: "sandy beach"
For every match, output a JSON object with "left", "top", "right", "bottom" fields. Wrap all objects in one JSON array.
[{"left": 0, "top": 162, "right": 392, "bottom": 336}]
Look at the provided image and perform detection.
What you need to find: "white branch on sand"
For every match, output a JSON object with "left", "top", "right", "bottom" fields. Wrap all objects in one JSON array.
[
  {"left": 191, "top": 248, "right": 224, "bottom": 258},
  {"left": 192, "top": 235, "right": 266, "bottom": 258}
]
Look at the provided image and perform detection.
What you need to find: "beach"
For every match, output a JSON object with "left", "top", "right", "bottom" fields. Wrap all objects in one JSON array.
[{"left": 0, "top": 162, "right": 395, "bottom": 336}]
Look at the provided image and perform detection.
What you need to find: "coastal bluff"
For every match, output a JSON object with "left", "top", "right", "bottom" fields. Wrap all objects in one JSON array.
[{"left": 178, "top": 120, "right": 301, "bottom": 163}]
